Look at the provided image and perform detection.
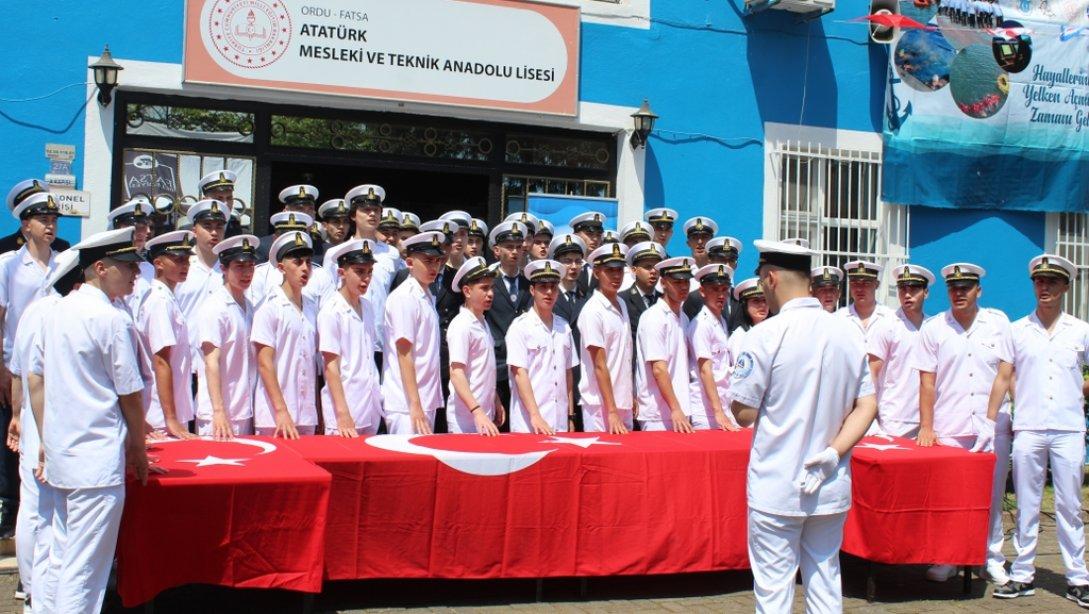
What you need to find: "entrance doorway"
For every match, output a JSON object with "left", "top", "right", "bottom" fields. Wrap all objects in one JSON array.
[{"left": 271, "top": 161, "right": 490, "bottom": 224}]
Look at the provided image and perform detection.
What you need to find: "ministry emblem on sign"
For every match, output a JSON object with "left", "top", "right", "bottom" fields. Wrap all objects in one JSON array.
[{"left": 207, "top": 0, "right": 291, "bottom": 69}]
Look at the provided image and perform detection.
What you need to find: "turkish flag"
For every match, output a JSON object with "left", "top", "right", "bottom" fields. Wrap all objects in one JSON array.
[{"left": 117, "top": 438, "right": 331, "bottom": 606}]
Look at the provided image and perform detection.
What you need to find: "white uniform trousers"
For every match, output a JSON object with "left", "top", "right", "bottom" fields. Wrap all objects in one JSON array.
[
  {"left": 748, "top": 508, "right": 848, "bottom": 614},
  {"left": 1010, "top": 429, "right": 1089, "bottom": 585},
  {"left": 48, "top": 484, "right": 125, "bottom": 614},
  {"left": 383, "top": 411, "right": 436, "bottom": 435},
  {"left": 31, "top": 484, "right": 60, "bottom": 614},
  {"left": 14, "top": 456, "right": 48, "bottom": 602},
  {"left": 196, "top": 417, "right": 254, "bottom": 437},
  {"left": 581, "top": 404, "right": 633, "bottom": 433},
  {"left": 939, "top": 411, "right": 1012, "bottom": 571}
]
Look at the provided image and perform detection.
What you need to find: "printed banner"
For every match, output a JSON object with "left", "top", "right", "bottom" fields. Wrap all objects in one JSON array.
[
  {"left": 526, "top": 194, "right": 619, "bottom": 236},
  {"left": 882, "top": 1, "right": 1089, "bottom": 212},
  {"left": 183, "top": 0, "right": 579, "bottom": 115}
]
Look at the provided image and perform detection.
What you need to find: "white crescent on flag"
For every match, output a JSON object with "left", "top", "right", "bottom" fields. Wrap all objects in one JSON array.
[
  {"left": 365, "top": 435, "right": 555, "bottom": 476},
  {"left": 150, "top": 436, "right": 278, "bottom": 468}
]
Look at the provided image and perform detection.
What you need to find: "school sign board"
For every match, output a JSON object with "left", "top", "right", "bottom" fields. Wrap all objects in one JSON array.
[
  {"left": 183, "top": 0, "right": 580, "bottom": 115},
  {"left": 882, "top": 1, "right": 1089, "bottom": 212}
]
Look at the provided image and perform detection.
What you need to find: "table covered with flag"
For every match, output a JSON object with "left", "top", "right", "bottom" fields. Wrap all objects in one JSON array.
[
  {"left": 843, "top": 435, "right": 996, "bottom": 565},
  {"left": 116, "top": 437, "right": 332, "bottom": 607}
]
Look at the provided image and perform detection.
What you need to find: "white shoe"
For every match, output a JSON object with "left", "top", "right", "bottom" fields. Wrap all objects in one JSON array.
[
  {"left": 926, "top": 564, "right": 959, "bottom": 582},
  {"left": 984, "top": 563, "right": 1010, "bottom": 585}
]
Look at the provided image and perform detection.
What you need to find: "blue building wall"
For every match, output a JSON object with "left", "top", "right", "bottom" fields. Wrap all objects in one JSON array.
[{"left": 0, "top": 1, "right": 1048, "bottom": 315}]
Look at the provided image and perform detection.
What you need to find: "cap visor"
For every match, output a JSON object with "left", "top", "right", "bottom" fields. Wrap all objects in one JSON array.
[
  {"left": 110, "top": 252, "right": 146, "bottom": 263},
  {"left": 596, "top": 260, "right": 626, "bottom": 269},
  {"left": 409, "top": 247, "right": 446, "bottom": 257}
]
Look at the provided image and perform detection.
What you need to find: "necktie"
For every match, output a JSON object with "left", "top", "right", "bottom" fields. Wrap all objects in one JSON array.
[
  {"left": 506, "top": 276, "right": 519, "bottom": 303},
  {"left": 646, "top": 292, "right": 657, "bottom": 307}
]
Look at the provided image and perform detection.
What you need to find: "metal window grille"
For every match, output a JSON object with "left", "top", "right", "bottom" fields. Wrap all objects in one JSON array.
[
  {"left": 769, "top": 139, "right": 910, "bottom": 308},
  {"left": 1053, "top": 212, "right": 1089, "bottom": 319}
]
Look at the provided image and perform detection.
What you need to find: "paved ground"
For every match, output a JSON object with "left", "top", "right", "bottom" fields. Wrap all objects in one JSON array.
[{"left": 0, "top": 493, "right": 1082, "bottom": 612}]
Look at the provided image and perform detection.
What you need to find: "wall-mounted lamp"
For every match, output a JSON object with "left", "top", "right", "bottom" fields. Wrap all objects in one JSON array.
[
  {"left": 629, "top": 99, "right": 658, "bottom": 149},
  {"left": 90, "top": 45, "right": 123, "bottom": 106}
]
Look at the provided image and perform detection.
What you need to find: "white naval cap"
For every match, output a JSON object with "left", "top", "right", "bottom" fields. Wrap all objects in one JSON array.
[
  {"left": 12, "top": 192, "right": 60, "bottom": 220},
  {"left": 269, "top": 211, "right": 313, "bottom": 231},
  {"left": 72, "top": 227, "right": 142, "bottom": 267},
  {"left": 644, "top": 207, "right": 678, "bottom": 225},
  {"left": 420, "top": 219, "right": 457, "bottom": 241},
  {"left": 145, "top": 230, "right": 195, "bottom": 259},
  {"left": 619, "top": 220, "right": 653, "bottom": 244},
  {"left": 403, "top": 231, "right": 447, "bottom": 257},
  {"left": 941, "top": 262, "right": 985, "bottom": 284},
  {"left": 452, "top": 256, "right": 498, "bottom": 288},
  {"left": 843, "top": 260, "right": 883, "bottom": 280},
  {"left": 525, "top": 259, "right": 563, "bottom": 284},
  {"left": 197, "top": 170, "right": 237, "bottom": 194},
  {"left": 269, "top": 230, "right": 313, "bottom": 262},
  {"left": 588, "top": 242, "right": 628, "bottom": 268},
  {"left": 625, "top": 240, "right": 665, "bottom": 266},
  {"left": 212, "top": 234, "right": 260, "bottom": 264},
  {"left": 754, "top": 238, "right": 816, "bottom": 272},
  {"left": 401, "top": 211, "right": 422, "bottom": 231},
  {"left": 569, "top": 211, "right": 606, "bottom": 231},
  {"left": 655, "top": 256, "right": 695, "bottom": 280},
  {"left": 534, "top": 219, "right": 555, "bottom": 237},
  {"left": 6, "top": 179, "right": 48, "bottom": 212},
  {"left": 466, "top": 217, "right": 488, "bottom": 237},
  {"left": 379, "top": 207, "right": 404, "bottom": 229},
  {"left": 683, "top": 216, "right": 717, "bottom": 237},
  {"left": 548, "top": 233, "right": 586, "bottom": 258},
  {"left": 318, "top": 199, "right": 350, "bottom": 219},
  {"left": 107, "top": 196, "right": 152, "bottom": 229},
  {"left": 278, "top": 184, "right": 319, "bottom": 205},
  {"left": 326, "top": 238, "right": 376, "bottom": 266},
  {"left": 489, "top": 220, "right": 528, "bottom": 247},
  {"left": 187, "top": 198, "right": 233, "bottom": 223},
  {"left": 505, "top": 211, "right": 539, "bottom": 233},
  {"left": 707, "top": 236, "right": 743, "bottom": 257},
  {"left": 695, "top": 263, "right": 734, "bottom": 285},
  {"left": 810, "top": 265, "right": 844, "bottom": 286},
  {"left": 733, "top": 277, "right": 764, "bottom": 302},
  {"left": 439, "top": 210, "right": 472, "bottom": 228},
  {"left": 1028, "top": 254, "right": 1075, "bottom": 281},
  {"left": 892, "top": 263, "right": 936, "bottom": 286},
  {"left": 345, "top": 184, "right": 386, "bottom": 207},
  {"left": 44, "top": 247, "right": 81, "bottom": 294},
  {"left": 601, "top": 229, "right": 620, "bottom": 245},
  {"left": 781, "top": 237, "right": 810, "bottom": 248}
]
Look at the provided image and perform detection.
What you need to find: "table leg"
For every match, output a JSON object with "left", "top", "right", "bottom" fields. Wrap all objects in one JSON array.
[
  {"left": 961, "top": 566, "right": 971, "bottom": 594},
  {"left": 866, "top": 560, "right": 876, "bottom": 602}
]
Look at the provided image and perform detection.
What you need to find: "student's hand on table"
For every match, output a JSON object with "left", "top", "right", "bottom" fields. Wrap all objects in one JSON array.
[
  {"left": 474, "top": 410, "right": 500, "bottom": 437},
  {"left": 336, "top": 414, "right": 359, "bottom": 438},
  {"left": 916, "top": 426, "right": 936, "bottom": 447},
  {"left": 127, "top": 437, "right": 151, "bottom": 485},
  {"left": 165, "top": 419, "right": 197, "bottom": 440},
  {"left": 211, "top": 412, "right": 234, "bottom": 441},
  {"left": 530, "top": 415, "right": 555, "bottom": 435},
  {"left": 274, "top": 412, "right": 300, "bottom": 440},
  {"left": 714, "top": 410, "right": 740, "bottom": 432},
  {"left": 607, "top": 411, "right": 628, "bottom": 435},
  {"left": 671, "top": 410, "right": 694, "bottom": 433}
]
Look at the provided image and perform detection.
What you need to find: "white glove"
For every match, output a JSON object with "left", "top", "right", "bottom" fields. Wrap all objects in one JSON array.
[
  {"left": 800, "top": 447, "right": 840, "bottom": 495},
  {"left": 970, "top": 417, "right": 996, "bottom": 453}
]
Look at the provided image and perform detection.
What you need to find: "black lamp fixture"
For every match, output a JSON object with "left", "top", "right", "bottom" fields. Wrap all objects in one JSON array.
[
  {"left": 629, "top": 99, "right": 658, "bottom": 149},
  {"left": 90, "top": 45, "right": 123, "bottom": 106}
]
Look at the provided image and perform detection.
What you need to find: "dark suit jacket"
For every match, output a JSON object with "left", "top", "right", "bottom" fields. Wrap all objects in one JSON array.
[
  {"left": 485, "top": 273, "right": 531, "bottom": 382},
  {"left": 683, "top": 290, "right": 745, "bottom": 334},
  {"left": 622, "top": 284, "right": 661, "bottom": 340},
  {"left": 575, "top": 263, "right": 599, "bottom": 296}
]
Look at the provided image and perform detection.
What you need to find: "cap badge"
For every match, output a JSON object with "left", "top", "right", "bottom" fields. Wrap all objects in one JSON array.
[
  {"left": 46, "top": 196, "right": 57, "bottom": 211},
  {"left": 544, "top": 262, "right": 554, "bottom": 274},
  {"left": 219, "top": 172, "right": 227, "bottom": 182},
  {"left": 241, "top": 238, "right": 251, "bottom": 250},
  {"left": 361, "top": 240, "right": 372, "bottom": 255},
  {"left": 593, "top": 213, "right": 602, "bottom": 223},
  {"left": 823, "top": 270, "right": 832, "bottom": 280},
  {"left": 431, "top": 234, "right": 440, "bottom": 247},
  {"left": 294, "top": 232, "right": 304, "bottom": 247},
  {"left": 297, "top": 186, "right": 306, "bottom": 198},
  {"left": 612, "top": 243, "right": 622, "bottom": 257},
  {"left": 953, "top": 265, "right": 962, "bottom": 276},
  {"left": 210, "top": 201, "right": 220, "bottom": 214}
]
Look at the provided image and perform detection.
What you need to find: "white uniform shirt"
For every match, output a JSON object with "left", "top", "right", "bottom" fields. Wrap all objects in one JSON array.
[
  {"left": 446, "top": 308, "right": 497, "bottom": 428},
  {"left": 317, "top": 291, "right": 382, "bottom": 431},
  {"left": 577, "top": 290, "right": 634, "bottom": 410},
  {"left": 37, "top": 285, "right": 144, "bottom": 488},
  {"left": 10, "top": 293, "right": 60, "bottom": 471},
  {"left": 0, "top": 246, "right": 56, "bottom": 368},
  {"left": 912, "top": 308, "right": 1013, "bottom": 438},
  {"left": 246, "top": 261, "right": 335, "bottom": 310},
  {"left": 124, "top": 261, "right": 155, "bottom": 316},
  {"left": 687, "top": 306, "right": 733, "bottom": 418},
  {"left": 836, "top": 303, "right": 895, "bottom": 347},
  {"left": 381, "top": 276, "right": 443, "bottom": 414},
  {"left": 175, "top": 255, "right": 223, "bottom": 366},
  {"left": 365, "top": 240, "right": 404, "bottom": 351},
  {"left": 136, "top": 280, "right": 194, "bottom": 428},
  {"left": 505, "top": 309, "right": 579, "bottom": 432},
  {"left": 251, "top": 287, "right": 319, "bottom": 428},
  {"left": 866, "top": 308, "right": 925, "bottom": 432},
  {"left": 730, "top": 297, "right": 874, "bottom": 517},
  {"left": 195, "top": 285, "right": 256, "bottom": 422},
  {"left": 635, "top": 301, "right": 691, "bottom": 422},
  {"left": 1007, "top": 312, "right": 1089, "bottom": 433}
]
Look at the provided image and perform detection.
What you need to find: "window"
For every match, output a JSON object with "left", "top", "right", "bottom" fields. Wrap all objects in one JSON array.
[
  {"left": 1046, "top": 212, "right": 1089, "bottom": 319},
  {"left": 764, "top": 123, "right": 909, "bottom": 308},
  {"left": 502, "top": 174, "right": 612, "bottom": 217}
]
